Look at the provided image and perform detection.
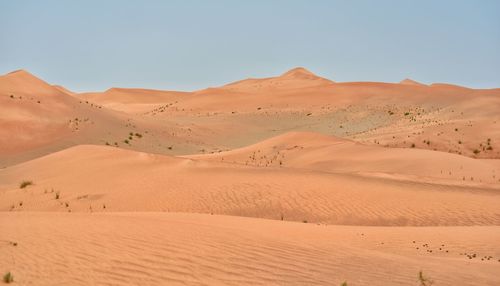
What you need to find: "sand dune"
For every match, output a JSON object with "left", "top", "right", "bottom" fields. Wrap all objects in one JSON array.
[
  {"left": 220, "top": 67, "right": 334, "bottom": 92},
  {"left": 399, "top": 78, "right": 426, "bottom": 86},
  {"left": 80, "top": 88, "right": 191, "bottom": 113},
  {"left": 1, "top": 67, "right": 500, "bottom": 285},
  {"left": 1, "top": 141, "right": 499, "bottom": 226},
  {"left": 2, "top": 68, "right": 499, "bottom": 168},
  {"left": 0, "top": 70, "right": 86, "bottom": 162},
  {"left": 0, "top": 71, "right": 208, "bottom": 167},
  {"left": 191, "top": 131, "right": 500, "bottom": 186}
]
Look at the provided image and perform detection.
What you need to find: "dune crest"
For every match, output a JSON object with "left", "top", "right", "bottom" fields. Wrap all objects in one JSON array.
[
  {"left": 399, "top": 78, "right": 425, "bottom": 86},
  {"left": 220, "top": 67, "right": 334, "bottom": 92}
]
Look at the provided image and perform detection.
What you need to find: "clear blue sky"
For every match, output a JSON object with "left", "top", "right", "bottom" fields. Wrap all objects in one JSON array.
[{"left": 1, "top": 0, "right": 499, "bottom": 91}]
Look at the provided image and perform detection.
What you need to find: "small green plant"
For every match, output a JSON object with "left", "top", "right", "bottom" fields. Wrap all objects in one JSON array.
[
  {"left": 3, "top": 272, "right": 13, "bottom": 283},
  {"left": 124, "top": 139, "right": 129, "bottom": 144},
  {"left": 418, "top": 270, "right": 433, "bottom": 286},
  {"left": 19, "top": 180, "right": 33, "bottom": 189}
]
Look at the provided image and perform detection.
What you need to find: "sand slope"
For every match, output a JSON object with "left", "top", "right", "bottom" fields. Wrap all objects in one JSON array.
[
  {"left": 80, "top": 88, "right": 191, "bottom": 113},
  {"left": 0, "top": 71, "right": 207, "bottom": 167},
  {"left": 190, "top": 132, "right": 500, "bottom": 186},
  {"left": 1, "top": 140, "right": 499, "bottom": 226},
  {"left": 1, "top": 212, "right": 499, "bottom": 286}
]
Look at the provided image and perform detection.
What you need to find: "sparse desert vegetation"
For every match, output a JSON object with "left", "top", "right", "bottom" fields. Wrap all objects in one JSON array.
[
  {"left": 418, "top": 271, "right": 433, "bottom": 286},
  {"left": 19, "top": 180, "right": 33, "bottom": 189},
  {"left": 3, "top": 272, "right": 13, "bottom": 284}
]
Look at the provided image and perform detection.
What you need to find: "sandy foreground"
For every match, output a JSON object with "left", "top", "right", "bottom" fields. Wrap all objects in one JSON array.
[
  {"left": 1, "top": 68, "right": 500, "bottom": 285},
  {"left": 1, "top": 212, "right": 499, "bottom": 286}
]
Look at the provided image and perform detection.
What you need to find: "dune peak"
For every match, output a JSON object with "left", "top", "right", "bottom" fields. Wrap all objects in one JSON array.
[
  {"left": 5, "top": 69, "right": 39, "bottom": 79},
  {"left": 280, "top": 67, "right": 318, "bottom": 78},
  {"left": 399, "top": 78, "right": 425, "bottom": 86},
  {"left": 1, "top": 69, "right": 52, "bottom": 87}
]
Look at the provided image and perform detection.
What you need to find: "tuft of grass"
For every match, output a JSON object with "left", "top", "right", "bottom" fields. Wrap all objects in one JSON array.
[
  {"left": 55, "top": 191, "right": 60, "bottom": 200},
  {"left": 3, "top": 272, "right": 13, "bottom": 283},
  {"left": 418, "top": 270, "right": 433, "bottom": 286},
  {"left": 19, "top": 180, "right": 33, "bottom": 189},
  {"left": 473, "top": 149, "right": 480, "bottom": 155}
]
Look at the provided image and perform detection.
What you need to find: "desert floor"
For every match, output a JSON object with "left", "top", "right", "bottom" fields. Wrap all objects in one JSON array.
[
  {"left": 1, "top": 213, "right": 499, "bottom": 286},
  {"left": 1, "top": 68, "right": 499, "bottom": 285}
]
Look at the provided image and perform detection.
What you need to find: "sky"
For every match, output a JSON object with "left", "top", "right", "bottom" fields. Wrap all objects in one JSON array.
[{"left": 0, "top": 0, "right": 499, "bottom": 92}]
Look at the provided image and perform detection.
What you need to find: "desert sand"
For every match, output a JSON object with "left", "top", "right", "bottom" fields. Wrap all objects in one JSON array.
[{"left": 1, "top": 68, "right": 500, "bottom": 285}]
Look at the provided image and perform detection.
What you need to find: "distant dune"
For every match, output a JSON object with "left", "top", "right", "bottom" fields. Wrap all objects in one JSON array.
[
  {"left": 220, "top": 67, "right": 334, "bottom": 92},
  {"left": 2, "top": 68, "right": 499, "bottom": 166},
  {"left": 399, "top": 78, "right": 426, "bottom": 86}
]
